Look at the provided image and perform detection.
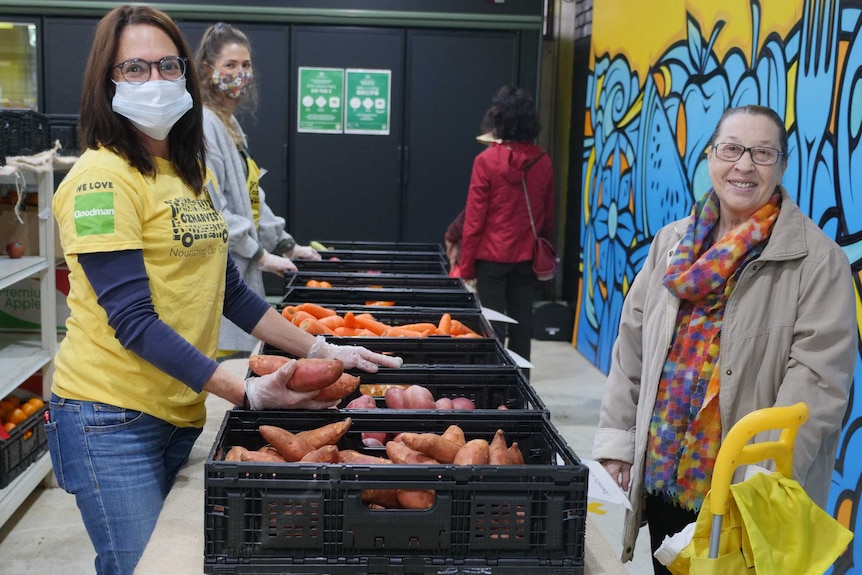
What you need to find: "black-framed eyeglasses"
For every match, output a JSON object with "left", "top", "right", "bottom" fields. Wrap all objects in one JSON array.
[
  {"left": 113, "top": 56, "right": 187, "bottom": 85},
  {"left": 712, "top": 142, "right": 785, "bottom": 166}
]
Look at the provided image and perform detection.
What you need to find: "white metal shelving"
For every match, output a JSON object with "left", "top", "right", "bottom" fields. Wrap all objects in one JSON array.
[{"left": 0, "top": 164, "right": 58, "bottom": 528}]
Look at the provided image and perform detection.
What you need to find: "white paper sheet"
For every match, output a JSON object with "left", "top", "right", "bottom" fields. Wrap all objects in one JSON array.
[
  {"left": 582, "top": 458, "right": 633, "bottom": 510},
  {"left": 481, "top": 307, "right": 518, "bottom": 323},
  {"left": 504, "top": 348, "right": 534, "bottom": 369}
]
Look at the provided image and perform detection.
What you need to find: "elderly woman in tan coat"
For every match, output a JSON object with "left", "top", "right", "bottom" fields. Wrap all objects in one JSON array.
[{"left": 591, "top": 104, "right": 856, "bottom": 574}]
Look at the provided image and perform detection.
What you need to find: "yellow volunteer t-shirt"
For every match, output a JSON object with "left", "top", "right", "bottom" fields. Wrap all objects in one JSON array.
[{"left": 52, "top": 148, "right": 229, "bottom": 428}]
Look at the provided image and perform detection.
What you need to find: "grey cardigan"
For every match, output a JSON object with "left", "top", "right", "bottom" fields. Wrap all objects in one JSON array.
[
  {"left": 591, "top": 188, "right": 856, "bottom": 562},
  {"left": 203, "top": 106, "right": 295, "bottom": 352}
]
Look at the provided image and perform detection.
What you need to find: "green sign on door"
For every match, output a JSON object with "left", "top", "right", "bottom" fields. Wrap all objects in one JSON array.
[
  {"left": 345, "top": 69, "right": 391, "bottom": 135},
  {"left": 297, "top": 67, "right": 344, "bottom": 134}
]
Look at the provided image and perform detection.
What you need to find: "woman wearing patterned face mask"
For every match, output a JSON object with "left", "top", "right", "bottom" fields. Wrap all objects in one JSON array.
[
  {"left": 48, "top": 7, "right": 401, "bottom": 574},
  {"left": 195, "top": 22, "right": 321, "bottom": 359}
]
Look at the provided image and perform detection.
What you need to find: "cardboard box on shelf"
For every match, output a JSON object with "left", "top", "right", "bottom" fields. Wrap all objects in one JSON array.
[
  {"left": 0, "top": 264, "right": 70, "bottom": 332},
  {"left": 0, "top": 204, "right": 64, "bottom": 258}
]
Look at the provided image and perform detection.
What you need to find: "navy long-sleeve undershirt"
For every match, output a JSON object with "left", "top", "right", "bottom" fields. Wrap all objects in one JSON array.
[{"left": 78, "top": 250, "right": 270, "bottom": 392}]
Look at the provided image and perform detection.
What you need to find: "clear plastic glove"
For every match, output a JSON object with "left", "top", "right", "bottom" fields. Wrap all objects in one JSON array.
[
  {"left": 244, "top": 359, "right": 338, "bottom": 409},
  {"left": 290, "top": 244, "right": 322, "bottom": 261},
  {"left": 257, "top": 250, "right": 297, "bottom": 275},
  {"left": 307, "top": 335, "right": 403, "bottom": 372}
]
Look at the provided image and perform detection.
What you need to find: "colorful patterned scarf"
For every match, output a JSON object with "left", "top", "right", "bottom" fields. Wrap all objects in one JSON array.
[{"left": 644, "top": 190, "right": 781, "bottom": 511}]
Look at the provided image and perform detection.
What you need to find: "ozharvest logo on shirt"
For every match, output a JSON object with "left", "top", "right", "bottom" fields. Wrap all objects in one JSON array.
[{"left": 74, "top": 192, "right": 115, "bottom": 236}]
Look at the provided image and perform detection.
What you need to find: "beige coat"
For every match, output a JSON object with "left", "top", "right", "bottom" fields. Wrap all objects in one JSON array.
[{"left": 591, "top": 188, "right": 856, "bottom": 562}]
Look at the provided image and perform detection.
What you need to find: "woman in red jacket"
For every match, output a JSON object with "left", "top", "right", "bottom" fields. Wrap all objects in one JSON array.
[{"left": 459, "top": 85, "right": 555, "bottom": 361}]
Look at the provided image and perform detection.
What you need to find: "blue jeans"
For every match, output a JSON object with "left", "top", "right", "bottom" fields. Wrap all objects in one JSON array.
[{"left": 45, "top": 394, "right": 202, "bottom": 575}]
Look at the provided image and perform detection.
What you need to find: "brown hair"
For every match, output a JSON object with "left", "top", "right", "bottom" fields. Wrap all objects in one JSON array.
[
  {"left": 194, "top": 22, "right": 259, "bottom": 147},
  {"left": 80, "top": 5, "right": 205, "bottom": 194}
]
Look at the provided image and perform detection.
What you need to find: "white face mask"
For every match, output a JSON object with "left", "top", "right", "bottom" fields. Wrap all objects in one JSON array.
[{"left": 111, "top": 79, "right": 193, "bottom": 141}]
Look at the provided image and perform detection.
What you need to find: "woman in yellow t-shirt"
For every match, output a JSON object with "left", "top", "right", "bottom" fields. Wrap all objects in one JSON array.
[{"left": 47, "top": 7, "right": 401, "bottom": 575}]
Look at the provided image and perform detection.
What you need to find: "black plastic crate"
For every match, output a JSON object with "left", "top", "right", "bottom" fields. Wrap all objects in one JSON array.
[
  {"left": 275, "top": 307, "right": 497, "bottom": 340},
  {"left": 314, "top": 240, "right": 446, "bottom": 256},
  {"left": 286, "top": 271, "right": 466, "bottom": 291},
  {"left": 205, "top": 410, "right": 586, "bottom": 574},
  {"left": 261, "top": 335, "right": 514, "bottom": 367},
  {"left": 313, "top": 248, "right": 447, "bottom": 265},
  {"left": 339, "top": 366, "right": 547, "bottom": 413},
  {"left": 46, "top": 114, "right": 80, "bottom": 156},
  {"left": 0, "top": 397, "right": 48, "bottom": 489},
  {"left": 283, "top": 285, "right": 479, "bottom": 311},
  {"left": 295, "top": 258, "right": 448, "bottom": 275},
  {"left": 1, "top": 109, "right": 51, "bottom": 157}
]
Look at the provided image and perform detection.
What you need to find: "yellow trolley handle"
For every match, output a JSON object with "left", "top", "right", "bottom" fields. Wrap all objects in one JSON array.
[{"left": 707, "top": 402, "right": 809, "bottom": 559}]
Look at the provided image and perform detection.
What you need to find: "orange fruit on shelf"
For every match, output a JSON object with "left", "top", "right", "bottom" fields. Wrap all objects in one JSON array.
[
  {"left": 7, "top": 408, "right": 27, "bottom": 425},
  {"left": 3, "top": 395, "right": 21, "bottom": 408},
  {"left": 21, "top": 402, "right": 38, "bottom": 417},
  {"left": 3, "top": 421, "right": 16, "bottom": 433},
  {"left": 0, "top": 400, "right": 14, "bottom": 418},
  {"left": 26, "top": 397, "right": 44, "bottom": 410}
]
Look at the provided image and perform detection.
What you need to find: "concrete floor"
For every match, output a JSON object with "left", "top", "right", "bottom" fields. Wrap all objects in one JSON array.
[{"left": 0, "top": 339, "right": 654, "bottom": 574}]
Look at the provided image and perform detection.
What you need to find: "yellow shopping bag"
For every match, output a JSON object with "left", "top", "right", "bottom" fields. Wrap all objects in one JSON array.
[{"left": 665, "top": 403, "right": 853, "bottom": 574}]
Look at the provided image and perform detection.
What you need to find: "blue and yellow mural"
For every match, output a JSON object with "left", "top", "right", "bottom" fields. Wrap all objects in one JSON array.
[{"left": 576, "top": 0, "right": 862, "bottom": 569}]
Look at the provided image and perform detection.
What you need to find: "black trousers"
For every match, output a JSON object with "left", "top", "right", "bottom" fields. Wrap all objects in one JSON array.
[
  {"left": 644, "top": 493, "right": 699, "bottom": 574},
  {"left": 475, "top": 259, "right": 536, "bottom": 361}
]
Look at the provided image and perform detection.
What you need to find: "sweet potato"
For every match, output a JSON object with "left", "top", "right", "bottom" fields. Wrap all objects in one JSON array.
[
  {"left": 400, "top": 432, "right": 461, "bottom": 464},
  {"left": 508, "top": 442, "right": 525, "bottom": 465},
  {"left": 362, "top": 488, "right": 401, "bottom": 509},
  {"left": 396, "top": 489, "right": 436, "bottom": 510},
  {"left": 312, "top": 373, "right": 361, "bottom": 402},
  {"left": 258, "top": 445, "right": 286, "bottom": 460},
  {"left": 451, "top": 397, "right": 476, "bottom": 410},
  {"left": 338, "top": 449, "right": 392, "bottom": 464},
  {"left": 224, "top": 445, "right": 248, "bottom": 461},
  {"left": 286, "top": 358, "right": 344, "bottom": 392},
  {"left": 299, "top": 444, "right": 340, "bottom": 463},
  {"left": 384, "top": 387, "right": 407, "bottom": 409},
  {"left": 360, "top": 383, "right": 408, "bottom": 397},
  {"left": 248, "top": 354, "right": 290, "bottom": 376},
  {"left": 296, "top": 417, "right": 352, "bottom": 449},
  {"left": 296, "top": 302, "right": 337, "bottom": 319},
  {"left": 441, "top": 424, "right": 466, "bottom": 448},
  {"left": 453, "top": 438, "right": 490, "bottom": 465},
  {"left": 385, "top": 440, "right": 439, "bottom": 464},
  {"left": 259, "top": 425, "right": 314, "bottom": 461},
  {"left": 489, "top": 429, "right": 509, "bottom": 465},
  {"left": 240, "top": 450, "right": 286, "bottom": 463},
  {"left": 345, "top": 394, "right": 377, "bottom": 409},
  {"left": 402, "top": 385, "right": 435, "bottom": 409},
  {"left": 435, "top": 397, "right": 455, "bottom": 410}
]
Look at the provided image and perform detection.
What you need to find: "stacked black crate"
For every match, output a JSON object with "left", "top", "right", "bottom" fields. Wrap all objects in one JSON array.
[{"left": 204, "top": 241, "right": 588, "bottom": 575}]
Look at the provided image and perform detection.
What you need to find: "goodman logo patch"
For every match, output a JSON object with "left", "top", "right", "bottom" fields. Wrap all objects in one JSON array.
[{"left": 74, "top": 192, "right": 115, "bottom": 236}]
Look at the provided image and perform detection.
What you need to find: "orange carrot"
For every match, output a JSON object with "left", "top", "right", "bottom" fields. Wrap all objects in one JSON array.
[
  {"left": 355, "top": 328, "right": 378, "bottom": 337},
  {"left": 299, "top": 317, "right": 335, "bottom": 335},
  {"left": 296, "top": 302, "right": 337, "bottom": 319},
  {"left": 248, "top": 354, "right": 290, "bottom": 376},
  {"left": 354, "top": 313, "right": 388, "bottom": 336},
  {"left": 333, "top": 326, "right": 359, "bottom": 337},
  {"left": 381, "top": 326, "right": 425, "bottom": 338},
  {"left": 281, "top": 306, "right": 297, "bottom": 320},
  {"left": 291, "top": 310, "right": 318, "bottom": 327},
  {"left": 318, "top": 314, "right": 346, "bottom": 330},
  {"left": 365, "top": 300, "right": 396, "bottom": 306},
  {"left": 455, "top": 332, "right": 482, "bottom": 338},
  {"left": 436, "top": 313, "right": 452, "bottom": 335},
  {"left": 397, "top": 323, "right": 438, "bottom": 333},
  {"left": 449, "top": 319, "right": 477, "bottom": 336},
  {"left": 343, "top": 311, "right": 357, "bottom": 329}
]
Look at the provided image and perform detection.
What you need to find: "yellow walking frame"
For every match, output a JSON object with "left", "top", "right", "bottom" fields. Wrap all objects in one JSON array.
[{"left": 667, "top": 403, "right": 854, "bottom": 574}]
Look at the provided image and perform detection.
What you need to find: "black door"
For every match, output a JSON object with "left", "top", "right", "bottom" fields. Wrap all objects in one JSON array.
[
  {"left": 289, "top": 26, "right": 404, "bottom": 243},
  {"left": 402, "top": 30, "right": 524, "bottom": 244},
  {"left": 42, "top": 17, "right": 100, "bottom": 114}
]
